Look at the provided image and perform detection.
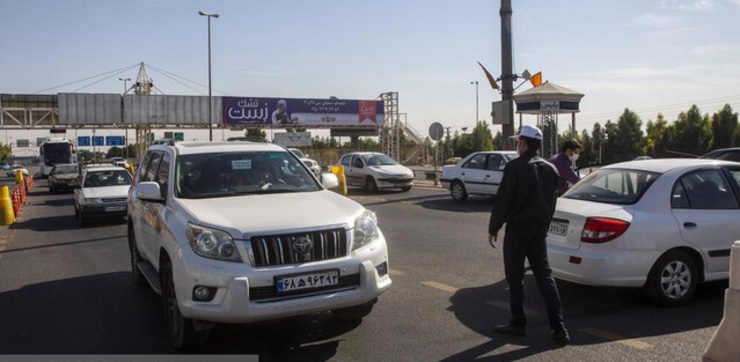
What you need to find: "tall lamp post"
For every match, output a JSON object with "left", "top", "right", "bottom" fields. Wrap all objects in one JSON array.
[
  {"left": 199, "top": 11, "right": 219, "bottom": 141},
  {"left": 470, "top": 81, "right": 479, "bottom": 149},
  {"left": 118, "top": 77, "right": 131, "bottom": 159}
]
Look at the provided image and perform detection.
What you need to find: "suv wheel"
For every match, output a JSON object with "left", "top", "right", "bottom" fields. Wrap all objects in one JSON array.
[
  {"left": 128, "top": 223, "right": 145, "bottom": 286},
  {"left": 161, "top": 260, "right": 210, "bottom": 349}
]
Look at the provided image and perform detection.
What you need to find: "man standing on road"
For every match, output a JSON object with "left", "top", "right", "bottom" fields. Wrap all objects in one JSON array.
[
  {"left": 549, "top": 139, "right": 582, "bottom": 196},
  {"left": 487, "top": 124, "right": 570, "bottom": 345}
]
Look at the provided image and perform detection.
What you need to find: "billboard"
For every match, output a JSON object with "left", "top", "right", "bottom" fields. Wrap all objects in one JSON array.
[{"left": 222, "top": 97, "right": 384, "bottom": 127}]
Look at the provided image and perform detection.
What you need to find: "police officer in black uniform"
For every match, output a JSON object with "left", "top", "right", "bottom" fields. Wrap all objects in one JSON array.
[{"left": 487, "top": 124, "right": 570, "bottom": 345}]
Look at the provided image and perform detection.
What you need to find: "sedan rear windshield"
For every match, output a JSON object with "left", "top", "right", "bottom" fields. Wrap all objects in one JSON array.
[{"left": 562, "top": 168, "right": 660, "bottom": 205}]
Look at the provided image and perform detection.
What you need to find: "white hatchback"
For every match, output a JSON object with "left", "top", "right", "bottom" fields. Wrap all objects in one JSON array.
[
  {"left": 337, "top": 152, "right": 414, "bottom": 192},
  {"left": 547, "top": 158, "right": 740, "bottom": 306}
]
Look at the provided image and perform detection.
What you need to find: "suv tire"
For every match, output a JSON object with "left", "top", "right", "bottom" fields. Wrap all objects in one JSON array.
[
  {"left": 128, "top": 222, "right": 145, "bottom": 286},
  {"left": 161, "top": 260, "right": 210, "bottom": 349}
]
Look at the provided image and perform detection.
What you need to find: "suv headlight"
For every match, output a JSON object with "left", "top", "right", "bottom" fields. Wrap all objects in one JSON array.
[
  {"left": 352, "top": 210, "right": 380, "bottom": 251},
  {"left": 187, "top": 223, "right": 242, "bottom": 262}
]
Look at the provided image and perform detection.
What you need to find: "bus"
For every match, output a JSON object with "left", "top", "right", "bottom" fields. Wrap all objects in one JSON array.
[{"left": 39, "top": 138, "right": 77, "bottom": 178}]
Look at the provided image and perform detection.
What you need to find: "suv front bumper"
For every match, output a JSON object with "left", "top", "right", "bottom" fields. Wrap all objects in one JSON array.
[{"left": 171, "top": 240, "right": 392, "bottom": 323}]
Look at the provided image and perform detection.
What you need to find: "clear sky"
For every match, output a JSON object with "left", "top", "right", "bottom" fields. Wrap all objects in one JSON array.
[{"left": 2, "top": 0, "right": 739, "bottom": 142}]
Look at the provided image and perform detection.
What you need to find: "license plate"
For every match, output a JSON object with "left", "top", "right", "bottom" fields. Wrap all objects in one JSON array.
[
  {"left": 104, "top": 206, "right": 126, "bottom": 212},
  {"left": 548, "top": 220, "right": 568, "bottom": 236},
  {"left": 276, "top": 270, "right": 339, "bottom": 293}
]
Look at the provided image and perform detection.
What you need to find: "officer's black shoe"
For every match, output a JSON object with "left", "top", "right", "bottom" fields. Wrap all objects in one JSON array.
[
  {"left": 551, "top": 329, "right": 570, "bottom": 345},
  {"left": 494, "top": 324, "right": 526, "bottom": 336}
]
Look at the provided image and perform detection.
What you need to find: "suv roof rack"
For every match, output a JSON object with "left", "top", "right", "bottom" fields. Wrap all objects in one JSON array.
[
  {"left": 151, "top": 138, "right": 176, "bottom": 146},
  {"left": 226, "top": 136, "right": 270, "bottom": 143}
]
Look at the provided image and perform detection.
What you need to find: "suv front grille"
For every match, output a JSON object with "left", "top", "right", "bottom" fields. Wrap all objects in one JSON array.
[{"left": 249, "top": 228, "right": 348, "bottom": 267}]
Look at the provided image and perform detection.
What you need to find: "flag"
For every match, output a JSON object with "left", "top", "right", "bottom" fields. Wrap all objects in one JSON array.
[
  {"left": 477, "top": 61, "right": 499, "bottom": 91},
  {"left": 529, "top": 71, "right": 542, "bottom": 87}
]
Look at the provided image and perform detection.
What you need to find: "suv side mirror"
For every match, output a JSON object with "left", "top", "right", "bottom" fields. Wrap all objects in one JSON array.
[{"left": 136, "top": 181, "right": 164, "bottom": 202}]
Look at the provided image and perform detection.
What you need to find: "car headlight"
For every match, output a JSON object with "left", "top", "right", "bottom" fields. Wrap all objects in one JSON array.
[
  {"left": 187, "top": 223, "right": 242, "bottom": 262},
  {"left": 352, "top": 210, "right": 380, "bottom": 251},
  {"left": 79, "top": 197, "right": 103, "bottom": 206}
]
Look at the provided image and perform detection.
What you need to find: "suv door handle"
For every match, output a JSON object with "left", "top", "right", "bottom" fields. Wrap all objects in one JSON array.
[{"left": 683, "top": 222, "right": 697, "bottom": 228}]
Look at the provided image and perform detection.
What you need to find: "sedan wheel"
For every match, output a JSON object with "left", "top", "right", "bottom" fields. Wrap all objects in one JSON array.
[
  {"left": 366, "top": 177, "right": 378, "bottom": 193},
  {"left": 643, "top": 250, "right": 697, "bottom": 307},
  {"left": 451, "top": 181, "right": 468, "bottom": 202}
]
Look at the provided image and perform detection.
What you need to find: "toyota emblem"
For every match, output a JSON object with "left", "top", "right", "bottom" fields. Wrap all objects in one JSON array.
[{"left": 293, "top": 237, "right": 313, "bottom": 254}]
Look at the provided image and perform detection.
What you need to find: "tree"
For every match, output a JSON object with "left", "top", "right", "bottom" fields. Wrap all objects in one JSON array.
[
  {"left": 711, "top": 104, "right": 737, "bottom": 149},
  {"left": 603, "top": 109, "right": 643, "bottom": 163},
  {"left": 245, "top": 128, "right": 267, "bottom": 139},
  {"left": 668, "top": 105, "right": 711, "bottom": 156},
  {"left": 644, "top": 114, "right": 670, "bottom": 158}
]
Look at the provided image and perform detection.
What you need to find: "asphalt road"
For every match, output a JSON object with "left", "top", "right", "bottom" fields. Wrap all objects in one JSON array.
[{"left": 0, "top": 176, "right": 726, "bottom": 361}]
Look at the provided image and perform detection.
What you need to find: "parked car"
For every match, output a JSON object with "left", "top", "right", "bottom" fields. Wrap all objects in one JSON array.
[
  {"left": 0, "top": 163, "right": 10, "bottom": 172},
  {"left": 439, "top": 151, "right": 518, "bottom": 202},
  {"left": 48, "top": 163, "right": 81, "bottom": 193},
  {"left": 128, "top": 140, "right": 392, "bottom": 349},
  {"left": 74, "top": 165, "right": 133, "bottom": 226},
  {"left": 7, "top": 163, "right": 29, "bottom": 178},
  {"left": 109, "top": 157, "right": 129, "bottom": 169},
  {"left": 700, "top": 147, "right": 740, "bottom": 162},
  {"left": 546, "top": 158, "right": 740, "bottom": 306},
  {"left": 288, "top": 148, "right": 321, "bottom": 176},
  {"left": 337, "top": 152, "right": 414, "bottom": 192}
]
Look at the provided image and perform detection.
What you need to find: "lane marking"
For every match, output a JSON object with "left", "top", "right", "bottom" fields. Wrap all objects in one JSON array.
[
  {"left": 422, "top": 280, "right": 459, "bottom": 293},
  {"left": 389, "top": 269, "right": 404, "bottom": 276},
  {"left": 579, "top": 327, "right": 653, "bottom": 350}
]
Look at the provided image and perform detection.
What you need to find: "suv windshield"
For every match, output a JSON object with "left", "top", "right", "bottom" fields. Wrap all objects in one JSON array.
[
  {"left": 176, "top": 151, "right": 320, "bottom": 198},
  {"left": 563, "top": 168, "right": 660, "bottom": 205}
]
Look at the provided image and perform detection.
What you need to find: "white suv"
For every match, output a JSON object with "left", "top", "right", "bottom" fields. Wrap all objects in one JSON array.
[{"left": 127, "top": 140, "right": 392, "bottom": 349}]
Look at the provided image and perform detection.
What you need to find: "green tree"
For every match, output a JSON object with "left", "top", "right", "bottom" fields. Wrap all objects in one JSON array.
[
  {"left": 710, "top": 104, "right": 737, "bottom": 149},
  {"left": 644, "top": 114, "right": 670, "bottom": 158},
  {"left": 608, "top": 109, "right": 644, "bottom": 162},
  {"left": 668, "top": 105, "right": 711, "bottom": 156}
]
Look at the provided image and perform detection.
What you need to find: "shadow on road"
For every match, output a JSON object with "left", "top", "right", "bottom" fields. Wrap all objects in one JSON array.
[
  {"left": 442, "top": 275, "right": 725, "bottom": 361},
  {"left": 0, "top": 271, "right": 366, "bottom": 360}
]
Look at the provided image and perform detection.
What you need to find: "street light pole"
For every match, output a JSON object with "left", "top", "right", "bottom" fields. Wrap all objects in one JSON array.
[
  {"left": 199, "top": 11, "right": 219, "bottom": 141},
  {"left": 470, "top": 81, "right": 479, "bottom": 126},
  {"left": 119, "top": 77, "right": 131, "bottom": 160}
]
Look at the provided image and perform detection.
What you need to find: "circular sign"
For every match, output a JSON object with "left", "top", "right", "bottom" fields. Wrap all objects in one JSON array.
[{"left": 429, "top": 122, "right": 444, "bottom": 141}]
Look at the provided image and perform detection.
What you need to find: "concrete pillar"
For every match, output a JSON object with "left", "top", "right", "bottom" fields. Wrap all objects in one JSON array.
[{"left": 704, "top": 241, "right": 740, "bottom": 362}]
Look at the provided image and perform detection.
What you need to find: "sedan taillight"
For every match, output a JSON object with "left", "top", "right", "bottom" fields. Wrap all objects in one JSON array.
[{"left": 581, "top": 217, "right": 630, "bottom": 244}]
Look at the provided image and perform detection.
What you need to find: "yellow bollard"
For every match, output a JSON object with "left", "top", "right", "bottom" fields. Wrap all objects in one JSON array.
[
  {"left": 330, "top": 165, "right": 348, "bottom": 196},
  {"left": 0, "top": 186, "right": 15, "bottom": 225},
  {"left": 15, "top": 169, "right": 24, "bottom": 185}
]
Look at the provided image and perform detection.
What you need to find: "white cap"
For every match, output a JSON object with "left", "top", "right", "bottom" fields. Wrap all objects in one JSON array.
[{"left": 509, "top": 124, "right": 543, "bottom": 141}]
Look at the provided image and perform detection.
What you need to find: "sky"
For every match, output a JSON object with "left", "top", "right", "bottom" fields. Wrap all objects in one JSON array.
[{"left": 2, "top": 0, "right": 740, "bottom": 145}]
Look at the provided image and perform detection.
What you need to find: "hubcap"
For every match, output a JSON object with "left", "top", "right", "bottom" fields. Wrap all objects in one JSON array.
[{"left": 660, "top": 261, "right": 690, "bottom": 299}]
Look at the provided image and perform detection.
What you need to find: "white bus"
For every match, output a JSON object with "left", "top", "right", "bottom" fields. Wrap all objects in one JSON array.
[{"left": 39, "top": 138, "right": 77, "bottom": 178}]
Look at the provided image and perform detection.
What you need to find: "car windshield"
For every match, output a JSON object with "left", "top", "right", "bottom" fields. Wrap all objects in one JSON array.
[
  {"left": 84, "top": 169, "right": 133, "bottom": 187},
  {"left": 562, "top": 168, "right": 661, "bottom": 205},
  {"left": 363, "top": 154, "right": 397, "bottom": 166},
  {"left": 289, "top": 149, "right": 306, "bottom": 158},
  {"left": 54, "top": 165, "right": 79, "bottom": 174},
  {"left": 175, "top": 151, "right": 321, "bottom": 199}
]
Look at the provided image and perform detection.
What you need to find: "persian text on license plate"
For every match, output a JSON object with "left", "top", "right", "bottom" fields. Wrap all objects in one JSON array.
[
  {"left": 104, "top": 205, "right": 126, "bottom": 212},
  {"left": 277, "top": 270, "right": 339, "bottom": 293},
  {"left": 548, "top": 220, "right": 568, "bottom": 236}
]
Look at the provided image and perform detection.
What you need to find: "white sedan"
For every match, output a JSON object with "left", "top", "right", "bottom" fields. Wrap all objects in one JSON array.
[
  {"left": 337, "top": 152, "right": 414, "bottom": 192},
  {"left": 547, "top": 158, "right": 740, "bottom": 306},
  {"left": 440, "top": 151, "right": 518, "bottom": 202}
]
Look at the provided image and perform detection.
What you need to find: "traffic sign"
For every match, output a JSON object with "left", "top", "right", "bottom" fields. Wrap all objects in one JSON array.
[
  {"left": 93, "top": 136, "right": 105, "bottom": 146},
  {"left": 77, "top": 136, "right": 91, "bottom": 147},
  {"left": 106, "top": 136, "right": 126, "bottom": 146},
  {"left": 429, "top": 122, "right": 444, "bottom": 141}
]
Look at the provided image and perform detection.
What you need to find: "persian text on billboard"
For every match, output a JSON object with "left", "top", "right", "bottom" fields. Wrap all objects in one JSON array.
[{"left": 222, "top": 97, "right": 385, "bottom": 127}]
